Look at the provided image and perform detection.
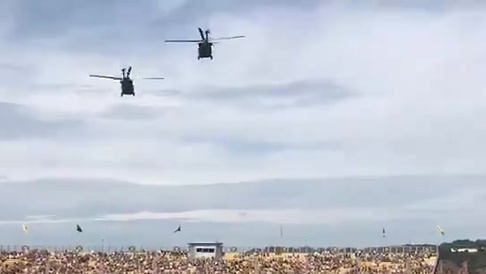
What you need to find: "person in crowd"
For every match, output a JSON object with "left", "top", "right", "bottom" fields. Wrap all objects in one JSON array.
[{"left": 0, "top": 247, "right": 435, "bottom": 274}]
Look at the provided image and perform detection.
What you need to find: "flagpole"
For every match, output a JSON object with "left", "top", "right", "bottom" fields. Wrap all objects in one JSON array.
[
  {"left": 436, "top": 225, "right": 445, "bottom": 256},
  {"left": 382, "top": 227, "right": 386, "bottom": 246},
  {"left": 76, "top": 224, "right": 79, "bottom": 251},
  {"left": 382, "top": 227, "right": 389, "bottom": 256},
  {"left": 22, "top": 224, "right": 29, "bottom": 251}
]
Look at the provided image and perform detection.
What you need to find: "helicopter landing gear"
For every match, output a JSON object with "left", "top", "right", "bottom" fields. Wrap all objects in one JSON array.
[
  {"left": 210, "top": 55, "right": 213, "bottom": 60},
  {"left": 197, "top": 56, "right": 201, "bottom": 60},
  {"left": 121, "top": 93, "right": 123, "bottom": 97}
]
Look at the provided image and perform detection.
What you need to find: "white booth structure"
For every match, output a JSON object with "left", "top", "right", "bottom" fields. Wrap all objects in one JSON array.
[{"left": 187, "top": 242, "right": 224, "bottom": 260}]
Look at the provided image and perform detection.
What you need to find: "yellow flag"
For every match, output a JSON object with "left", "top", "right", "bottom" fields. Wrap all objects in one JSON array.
[
  {"left": 436, "top": 225, "right": 445, "bottom": 235},
  {"left": 22, "top": 224, "right": 28, "bottom": 234}
]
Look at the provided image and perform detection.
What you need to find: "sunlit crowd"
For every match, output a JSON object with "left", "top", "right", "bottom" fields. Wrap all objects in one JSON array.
[{"left": 0, "top": 248, "right": 436, "bottom": 274}]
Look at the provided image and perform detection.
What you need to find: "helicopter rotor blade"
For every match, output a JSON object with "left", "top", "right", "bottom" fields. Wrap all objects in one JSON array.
[
  {"left": 205, "top": 29, "right": 210, "bottom": 41},
  {"left": 127, "top": 66, "right": 132, "bottom": 77},
  {"left": 89, "top": 74, "right": 122, "bottom": 81},
  {"left": 164, "top": 39, "right": 201, "bottom": 43},
  {"left": 210, "top": 35, "right": 245, "bottom": 41},
  {"left": 139, "top": 77, "right": 164, "bottom": 80},
  {"left": 198, "top": 28, "right": 205, "bottom": 40}
]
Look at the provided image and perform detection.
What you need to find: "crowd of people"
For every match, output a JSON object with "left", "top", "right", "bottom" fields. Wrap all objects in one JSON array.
[{"left": 0, "top": 248, "right": 437, "bottom": 274}]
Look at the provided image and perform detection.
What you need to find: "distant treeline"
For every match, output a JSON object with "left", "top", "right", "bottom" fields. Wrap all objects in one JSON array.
[
  {"left": 439, "top": 239, "right": 486, "bottom": 250},
  {"left": 438, "top": 239, "right": 486, "bottom": 274}
]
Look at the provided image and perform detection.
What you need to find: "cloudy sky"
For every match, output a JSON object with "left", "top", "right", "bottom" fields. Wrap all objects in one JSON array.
[{"left": 0, "top": 0, "right": 486, "bottom": 248}]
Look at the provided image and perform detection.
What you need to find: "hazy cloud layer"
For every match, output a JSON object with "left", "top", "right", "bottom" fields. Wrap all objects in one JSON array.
[
  {"left": 0, "top": 102, "right": 85, "bottom": 139},
  {"left": 0, "top": 176, "right": 485, "bottom": 246}
]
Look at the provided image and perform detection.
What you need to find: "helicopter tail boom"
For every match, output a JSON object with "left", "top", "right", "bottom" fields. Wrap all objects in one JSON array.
[{"left": 198, "top": 28, "right": 205, "bottom": 40}]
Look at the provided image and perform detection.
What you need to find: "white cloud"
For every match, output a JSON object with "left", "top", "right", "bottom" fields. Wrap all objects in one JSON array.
[
  {"left": 2, "top": 198, "right": 485, "bottom": 226},
  {"left": 97, "top": 209, "right": 392, "bottom": 224},
  {"left": 0, "top": 207, "right": 445, "bottom": 226},
  {"left": 0, "top": 2, "right": 486, "bottom": 184},
  {"left": 401, "top": 187, "right": 486, "bottom": 213}
]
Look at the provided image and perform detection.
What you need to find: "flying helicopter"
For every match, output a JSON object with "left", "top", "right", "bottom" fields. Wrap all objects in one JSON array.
[
  {"left": 89, "top": 66, "right": 164, "bottom": 97},
  {"left": 164, "top": 28, "right": 245, "bottom": 60}
]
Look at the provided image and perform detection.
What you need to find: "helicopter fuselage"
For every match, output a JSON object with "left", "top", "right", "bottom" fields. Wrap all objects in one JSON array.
[
  {"left": 198, "top": 42, "right": 213, "bottom": 60},
  {"left": 120, "top": 79, "right": 135, "bottom": 96}
]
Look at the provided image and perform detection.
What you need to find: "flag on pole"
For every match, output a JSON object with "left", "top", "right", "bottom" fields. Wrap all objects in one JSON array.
[
  {"left": 280, "top": 226, "right": 284, "bottom": 238},
  {"left": 436, "top": 225, "right": 445, "bottom": 235},
  {"left": 382, "top": 227, "right": 386, "bottom": 238},
  {"left": 76, "top": 224, "right": 83, "bottom": 233},
  {"left": 22, "top": 224, "right": 28, "bottom": 234},
  {"left": 174, "top": 225, "right": 181, "bottom": 233}
]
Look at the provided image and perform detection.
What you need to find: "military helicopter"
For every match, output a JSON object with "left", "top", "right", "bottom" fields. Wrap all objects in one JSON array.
[
  {"left": 89, "top": 66, "right": 164, "bottom": 97},
  {"left": 164, "top": 28, "right": 245, "bottom": 60}
]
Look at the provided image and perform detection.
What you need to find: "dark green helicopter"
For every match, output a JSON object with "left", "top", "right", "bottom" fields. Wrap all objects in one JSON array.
[
  {"left": 165, "top": 28, "right": 245, "bottom": 60},
  {"left": 89, "top": 66, "right": 164, "bottom": 97}
]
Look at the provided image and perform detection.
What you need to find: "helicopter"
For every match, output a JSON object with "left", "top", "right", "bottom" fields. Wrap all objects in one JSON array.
[
  {"left": 164, "top": 28, "right": 245, "bottom": 60},
  {"left": 89, "top": 66, "right": 164, "bottom": 97}
]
